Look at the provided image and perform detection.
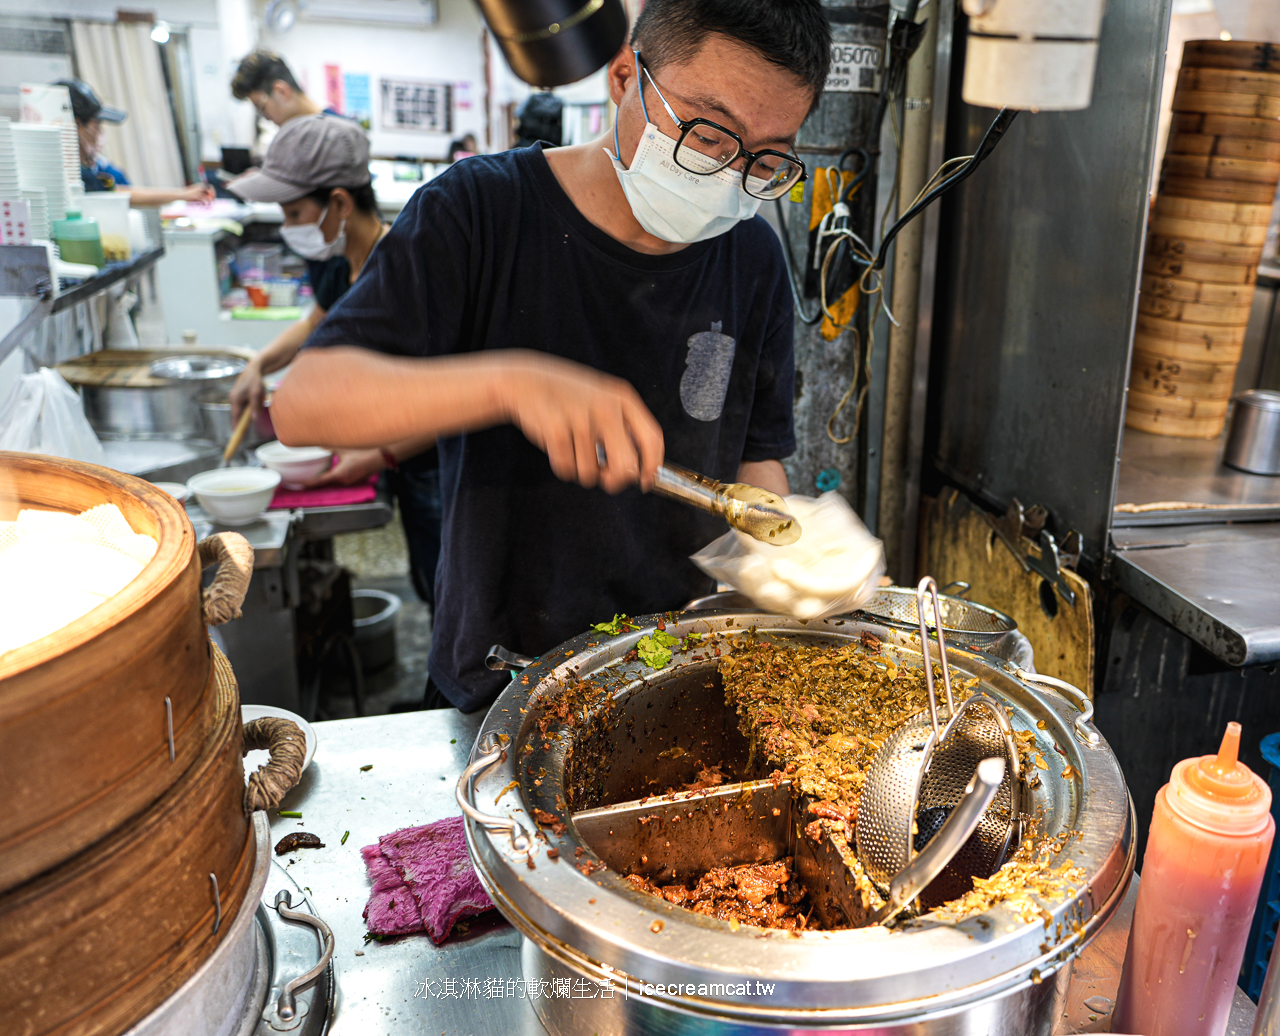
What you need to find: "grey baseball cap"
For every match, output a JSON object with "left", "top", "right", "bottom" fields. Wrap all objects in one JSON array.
[{"left": 228, "top": 114, "right": 370, "bottom": 203}]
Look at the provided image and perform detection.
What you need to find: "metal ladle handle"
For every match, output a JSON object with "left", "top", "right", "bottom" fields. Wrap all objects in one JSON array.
[
  {"left": 917, "top": 576, "right": 956, "bottom": 737},
  {"left": 1013, "top": 669, "right": 1101, "bottom": 747},
  {"left": 871, "top": 757, "right": 1006, "bottom": 925},
  {"left": 455, "top": 734, "right": 532, "bottom": 853}
]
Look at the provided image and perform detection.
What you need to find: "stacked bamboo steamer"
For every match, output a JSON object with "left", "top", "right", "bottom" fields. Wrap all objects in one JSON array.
[{"left": 1128, "top": 39, "right": 1280, "bottom": 439}]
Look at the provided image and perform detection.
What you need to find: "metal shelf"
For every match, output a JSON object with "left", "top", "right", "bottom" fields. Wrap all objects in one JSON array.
[{"left": 50, "top": 246, "right": 165, "bottom": 313}]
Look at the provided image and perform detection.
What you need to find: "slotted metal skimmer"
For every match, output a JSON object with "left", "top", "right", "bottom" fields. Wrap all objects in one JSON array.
[{"left": 856, "top": 577, "right": 1022, "bottom": 908}]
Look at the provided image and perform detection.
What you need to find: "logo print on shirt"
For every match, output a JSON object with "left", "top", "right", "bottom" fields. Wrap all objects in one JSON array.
[{"left": 679, "top": 321, "right": 737, "bottom": 422}]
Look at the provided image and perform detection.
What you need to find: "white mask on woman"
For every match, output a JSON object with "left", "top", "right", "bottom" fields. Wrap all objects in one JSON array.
[
  {"left": 605, "top": 53, "right": 760, "bottom": 244},
  {"left": 281, "top": 205, "right": 347, "bottom": 260}
]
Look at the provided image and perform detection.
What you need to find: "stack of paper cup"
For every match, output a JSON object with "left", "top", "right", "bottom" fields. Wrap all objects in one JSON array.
[{"left": 1127, "top": 39, "right": 1280, "bottom": 439}]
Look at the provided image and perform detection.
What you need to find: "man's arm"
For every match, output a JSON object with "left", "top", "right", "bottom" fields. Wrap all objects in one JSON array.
[
  {"left": 272, "top": 346, "right": 665, "bottom": 493},
  {"left": 738, "top": 459, "right": 789, "bottom": 497},
  {"left": 121, "top": 184, "right": 214, "bottom": 208}
]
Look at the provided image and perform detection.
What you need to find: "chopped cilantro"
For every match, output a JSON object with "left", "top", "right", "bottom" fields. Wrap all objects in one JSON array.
[
  {"left": 636, "top": 629, "right": 681, "bottom": 669},
  {"left": 450, "top": 738, "right": 457, "bottom": 744},
  {"left": 590, "top": 613, "right": 628, "bottom": 635}
]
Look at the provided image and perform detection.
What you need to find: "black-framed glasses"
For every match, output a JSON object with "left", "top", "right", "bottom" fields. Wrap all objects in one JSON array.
[{"left": 636, "top": 53, "right": 806, "bottom": 201}]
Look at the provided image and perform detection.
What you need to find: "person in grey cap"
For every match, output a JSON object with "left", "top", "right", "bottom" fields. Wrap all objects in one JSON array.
[
  {"left": 57, "top": 77, "right": 212, "bottom": 206},
  {"left": 226, "top": 114, "right": 445, "bottom": 614}
]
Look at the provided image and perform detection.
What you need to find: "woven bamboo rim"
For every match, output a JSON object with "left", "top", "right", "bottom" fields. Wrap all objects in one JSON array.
[
  {"left": 1133, "top": 330, "right": 1245, "bottom": 362},
  {"left": 1147, "top": 231, "right": 1264, "bottom": 263},
  {"left": 1173, "top": 87, "right": 1280, "bottom": 119},
  {"left": 1125, "top": 406, "right": 1227, "bottom": 439},
  {"left": 1182, "top": 39, "right": 1280, "bottom": 74},
  {"left": 1172, "top": 111, "right": 1280, "bottom": 141},
  {"left": 1177, "top": 66, "right": 1280, "bottom": 97},
  {"left": 1128, "top": 389, "right": 1230, "bottom": 419},
  {"left": 1162, "top": 152, "right": 1280, "bottom": 184},
  {"left": 1159, "top": 174, "right": 1279, "bottom": 203},
  {"left": 1143, "top": 252, "right": 1259, "bottom": 283},
  {"left": 1148, "top": 214, "right": 1269, "bottom": 246},
  {"left": 1140, "top": 272, "right": 1258, "bottom": 304},
  {"left": 1136, "top": 312, "right": 1249, "bottom": 344},
  {"left": 1138, "top": 294, "right": 1253, "bottom": 325},
  {"left": 1153, "top": 194, "right": 1274, "bottom": 223},
  {"left": 1131, "top": 358, "right": 1239, "bottom": 400},
  {"left": 1167, "top": 133, "right": 1280, "bottom": 162},
  {"left": 1132, "top": 349, "right": 1239, "bottom": 383}
]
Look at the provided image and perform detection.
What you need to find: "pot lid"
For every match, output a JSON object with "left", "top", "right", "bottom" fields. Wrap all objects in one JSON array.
[
  {"left": 1235, "top": 389, "right": 1280, "bottom": 412},
  {"left": 149, "top": 355, "right": 246, "bottom": 381},
  {"left": 463, "top": 611, "right": 1134, "bottom": 1022}
]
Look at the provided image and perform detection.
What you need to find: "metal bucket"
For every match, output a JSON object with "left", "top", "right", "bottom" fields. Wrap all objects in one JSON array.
[{"left": 460, "top": 610, "right": 1133, "bottom": 1035}]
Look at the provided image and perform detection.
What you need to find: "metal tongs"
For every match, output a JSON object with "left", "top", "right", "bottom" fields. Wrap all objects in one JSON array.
[
  {"left": 595, "top": 447, "right": 801, "bottom": 545},
  {"left": 654, "top": 462, "right": 802, "bottom": 545}
]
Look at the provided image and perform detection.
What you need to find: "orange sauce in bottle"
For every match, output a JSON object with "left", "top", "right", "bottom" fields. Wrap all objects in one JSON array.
[{"left": 1114, "top": 722, "right": 1274, "bottom": 1036}]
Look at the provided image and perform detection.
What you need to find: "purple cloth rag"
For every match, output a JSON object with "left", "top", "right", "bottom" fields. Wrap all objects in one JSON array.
[{"left": 361, "top": 816, "right": 493, "bottom": 943}]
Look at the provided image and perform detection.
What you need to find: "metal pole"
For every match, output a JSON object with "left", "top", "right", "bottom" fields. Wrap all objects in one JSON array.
[{"left": 782, "top": 0, "right": 890, "bottom": 513}]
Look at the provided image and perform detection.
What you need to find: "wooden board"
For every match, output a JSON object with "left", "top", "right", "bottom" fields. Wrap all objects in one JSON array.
[
  {"left": 1177, "top": 66, "right": 1280, "bottom": 97},
  {"left": 0, "top": 647, "right": 252, "bottom": 1036},
  {"left": 1136, "top": 312, "right": 1249, "bottom": 345},
  {"left": 919, "top": 488, "right": 1093, "bottom": 698},
  {"left": 1153, "top": 192, "right": 1275, "bottom": 223},
  {"left": 1182, "top": 39, "right": 1280, "bottom": 74},
  {"left": 1143, "top": 251, "right": 1259, "bottom": 283},
  {"left": 1140, "top": 272, "right": 1259, "bottom": 305},
  {"left": 56, "top": 348, "right": 249, "bottom": 389},
  {"left": 1131, "top": 349, "right": 1240, "bottom": 398},
  {"left": 1172, "top": 87, "right": 1280, "bottom": 119},
  {"left": 1146, "top": 230, "right": 1264, "bottom": 263},
  {"left": 1125, "top": 405, "right": 1226, "bottom": 439},
  {"left": 1147, "top": 213, "right": 1269, "bottom": 247},
  {"left": 0, "top": 453, "right": 209, "bottom": 893},
  {"left": 1132, "top": 329, "right": 1245, "bottom": 362},
  {"left": 1161, "top": 152, "right": 1280, "bottom": 184},
  {"left": 1159, "top": 174, "right": 1279, "bottom": 203},
  {"left": 1137, "top": 292, "right": 1254, "bottom": 325}
]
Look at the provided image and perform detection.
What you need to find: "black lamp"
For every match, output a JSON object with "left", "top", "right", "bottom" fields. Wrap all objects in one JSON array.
[{"left": 475, "top": 0, "right": 628, "bottom": 87}]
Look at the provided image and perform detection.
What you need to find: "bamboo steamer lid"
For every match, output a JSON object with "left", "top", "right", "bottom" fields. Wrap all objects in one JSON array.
[
  {"left": 1147, "top": 231, "right": 1264, "bottom": 263},
  {"left": 1133, "top": 329, "right": 1245, "bottom": 361},
  {"left": 1165, "top": 133, "right": 1280, "bottom": 160},
  {"left": 1157, "top": 174, "right": 1278, "bottom": 204},
  {"left": 1125, "top": 405, "right": 1228, "bottom": 439},
  {"left": 1172, "top": 111, "right": 1280, "bottom": 141},
  {"left": 1128, "top": 389, "right": 1229, "bottom": 419},
  {"left": 1138, "top": 292, "right": 1254, "bottom": 325},
  {"left": 1181, "top": 39, "right": 1280, "bottom": 74},
  {"left": 1177, "top": 66, "right": 1280, "bottom": 98},
  {"left": 1172, "top": 87, "right": 1280, "bottom": 119},
  {"left": 1136, "top": 312, "right": 1248, "bottom": 346},
  {"left": 1143, "top": 251, "right": 1259, "bottom": 283},
  {"left": 1162, "top": 152, "right": 1280, "bottom": 184},
  {"left": 1131, "top": 350, "right": 1240, "bottom": 398},
  {"left": 1154, "top": 193, "right": 1274, "bottom": 224},
  {"left": 1148, "top": 213, "right": 1268, "bottom": 246},
  {"left": 0, "top": 646, "right": 254, "bottom": 1036},
  {"left": 1140, "top": 272, "right": 1257, "bottom": 305}
]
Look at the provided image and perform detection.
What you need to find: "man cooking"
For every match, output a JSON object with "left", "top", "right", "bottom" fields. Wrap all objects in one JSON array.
[{"left": 271, "top": 0, "right": 830, "bottom": 712}]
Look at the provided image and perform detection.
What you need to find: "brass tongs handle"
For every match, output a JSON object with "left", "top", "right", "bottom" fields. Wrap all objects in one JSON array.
[{"left": 652, "top": 462, "right": 727, "bottom": 516}]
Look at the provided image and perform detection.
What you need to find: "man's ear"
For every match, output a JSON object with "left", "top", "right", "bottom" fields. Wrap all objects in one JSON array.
[
  {"left": 605, "top": 44, "right": 636, "bottom": 106},
  {"left": 273, "top": 79, "right": 295, "bottom": 100}
]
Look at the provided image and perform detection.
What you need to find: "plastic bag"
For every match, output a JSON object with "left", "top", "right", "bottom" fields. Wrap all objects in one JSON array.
[
  {"left": 691, "top": 491, "right": 885, "bottom": 621},
  {"left": 0, "top": 367, "right": 106, "bottom": 465}
]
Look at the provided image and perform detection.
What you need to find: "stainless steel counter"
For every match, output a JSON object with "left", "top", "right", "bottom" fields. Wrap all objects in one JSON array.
[{"left": 272, "top": 709, "right": 1258, "bottom": 1036}]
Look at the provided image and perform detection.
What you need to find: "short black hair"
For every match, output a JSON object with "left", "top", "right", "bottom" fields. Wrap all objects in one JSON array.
[
  {"left": 305, "top": 184, "right": 378, "bottom": 215},
  {"left": 231, "top": 51, "right": 303, "bottom": 100},
  {"left": 631, "top": 0, "right": 831, "bottom": 104}
]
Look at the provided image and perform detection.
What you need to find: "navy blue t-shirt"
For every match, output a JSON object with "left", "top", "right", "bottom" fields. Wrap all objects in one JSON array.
[{"left": 307, "top": 144, "right": 795, "bottom": 710}]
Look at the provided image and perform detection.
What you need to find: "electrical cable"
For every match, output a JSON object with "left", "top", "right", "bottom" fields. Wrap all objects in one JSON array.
[{"left": 773, "top": 198, "right": 822, "bottom": 325}]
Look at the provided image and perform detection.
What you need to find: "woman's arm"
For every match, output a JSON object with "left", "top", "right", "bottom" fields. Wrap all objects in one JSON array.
[
  {"left": 272, "top": 346, "right": 665, "bottom": 493},
  {"left": 737, "top": 459, "right": 790, "bottom": 497},
  {"left": 229, "top": 307, "right": 327, "bottom": 421}
]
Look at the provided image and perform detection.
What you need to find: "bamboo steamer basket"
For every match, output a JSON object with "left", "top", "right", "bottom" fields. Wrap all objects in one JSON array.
[
  {"left": 0, "top": 647, "right": 254, "bottom": 1036},
  {"left": 1161, "top": 152, "right": 1280, "bottom": 184},
  {"left": 1131, "top": 350, "right": 1240, "bottom": 398},
  {"left": 1148, "top": 213, "right": 1269, "bottom": 246},
  {"left": 1171, "top": 111, "right": 1280, "bottom": 143},
  {"left": 1125, "top": 405, "right": 1230, "bottom": 439},
  {"left": 1132, "top": 330, "right": 1245, "bottom": 363},
  {"left": 1146, "top": 230, "right": 1265, "bottom": 263},
  {"left": 1136, "top": 312, "right": 1249, "bottom": 346},
  {"left": 0, "top": 453, "right": 253, "bottom": 892},
  {"left": 1137, "top": 292, "right": 1253, "bottom": 325},
  {"left": 1157, "top": 174, "right": 1278, "bottom": 204},
  {"left": 1171, "top": 87, "right": 1280, "bottom": 120},
  {"left": 1143, "top": 252, "right": 1259, "bottom": 283},
  {"left": 1141, "top": 272, "right": 1257, "bottom": 305},
  {"left": 1154, "top": 193, "right": 1275, "bottom": 224},
  {"left": 1177, "top": 66, "right": 1280, "bottom": 98},
  {"left": 1167, "top": 133, "right": 1280, "bottom": 161},
  {"left": 1182, "top": 39, "right": 1280, "bottom": 73}
]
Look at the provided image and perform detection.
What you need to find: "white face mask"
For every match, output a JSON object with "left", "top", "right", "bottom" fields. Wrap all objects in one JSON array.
[
  {"left": 281, "top": 205, "right": 347, "bottom": 260},
  {"left": 607, "top": 123, "right": 761, "bottom": 244}
]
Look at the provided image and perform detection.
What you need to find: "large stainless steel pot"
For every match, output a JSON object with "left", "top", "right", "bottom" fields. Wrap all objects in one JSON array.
[
  {"left": 460, "top": 610, "right": 1133, "bottom": 1035},
  {"left": 73, "top": 353, "right": 246, "bottom": 440}
]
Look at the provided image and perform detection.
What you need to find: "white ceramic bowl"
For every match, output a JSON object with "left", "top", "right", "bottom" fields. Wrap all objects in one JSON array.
[
  {"left": 255, "top": 441, "right": 333, "bottom": 489},
  {"left": 187, "top": 467, "right": 281, "bottom": 526},
  {"left": 151, "top": 481, "right": 191, "bottom": 503}
]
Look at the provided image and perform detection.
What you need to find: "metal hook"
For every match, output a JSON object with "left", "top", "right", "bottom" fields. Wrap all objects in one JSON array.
[
  {"left": 165, "top": 696, "right": 175, "bottom": 762},
  {"left": 916, "top": 576, "right": 955, "bottom": 737},
  {"left": 210, "top": 872, "right": 222, "bottom": 934}
]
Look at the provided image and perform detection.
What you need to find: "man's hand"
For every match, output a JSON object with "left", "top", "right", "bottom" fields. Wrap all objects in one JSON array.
[
  {"left": 304, "top": 448, "right": 386, "bottom": 487},
  {"left": 499, "top": 352, "right": 664, "bottom": 494},
  {"left": 229, "top": 360, "right": 267, "bottom": 423}
]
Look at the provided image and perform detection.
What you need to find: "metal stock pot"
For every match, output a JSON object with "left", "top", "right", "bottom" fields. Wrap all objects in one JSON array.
[{"left": 458, "top": 609, "right": 1133, "bottom": 1035}]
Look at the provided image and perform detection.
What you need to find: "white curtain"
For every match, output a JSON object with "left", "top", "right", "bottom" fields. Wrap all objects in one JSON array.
[{"left": 70, "top": 20, "right": 185, "bottom": 190}]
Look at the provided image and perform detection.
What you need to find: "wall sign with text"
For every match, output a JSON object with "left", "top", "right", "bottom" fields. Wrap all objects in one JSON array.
[
  {"left": 381, "top": 78, "right": 453, "bottom": 133},
  {"left": 824, "top": 42, "right": 883, "bottom": 93}
]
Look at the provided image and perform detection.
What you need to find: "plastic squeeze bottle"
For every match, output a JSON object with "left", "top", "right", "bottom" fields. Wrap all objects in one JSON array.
[{"left": 1114, "top": 722, "right": 1274, "bottom": 1036}]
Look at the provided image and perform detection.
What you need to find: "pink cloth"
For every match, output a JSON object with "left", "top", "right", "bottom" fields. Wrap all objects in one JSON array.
[
  {"left": 361, "top": 816, "right": 494, "bottom": 943},
  {"left": 269, "top": 476, "right": 377, "bottom": 510}
]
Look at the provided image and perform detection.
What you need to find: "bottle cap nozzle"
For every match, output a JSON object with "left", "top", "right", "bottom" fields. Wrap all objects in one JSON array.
[{"left": 1168, "top": 721, "right": 1271, "bottom": 834}]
